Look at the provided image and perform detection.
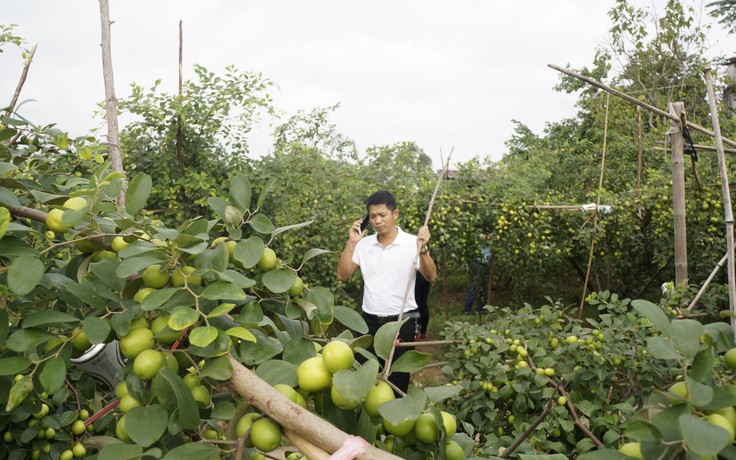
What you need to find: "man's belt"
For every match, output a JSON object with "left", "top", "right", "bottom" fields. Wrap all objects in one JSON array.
[{"left": 363, "top": 310, "right": 419, "bottom": 324}]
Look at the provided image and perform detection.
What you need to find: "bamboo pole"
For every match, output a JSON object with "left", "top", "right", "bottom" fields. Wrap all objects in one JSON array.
[
  {"left": 175, "top": 20, "right": 185, "bottom": 172},
  {"left": 669, "top": 102, "right": 688, "bottom": 285},
  {"left": 578, "top": 93, "right": 610, "bottom": 319},
  {"left": 547, "top": 64, "right": 736, "bottom": 149},
  {"left": 98, "top": 0, "right": 125, "bottom": 206},
  {"left": 687, "top": 252, "right": 728, "bottom": 312},
  {"left": 703, "top": 65, "right": 736, "bottom": 334},
  {"left": 6, "top": 43, "right": 38, "bottom": 114},
  {"left": 227, "top": 355, "right": 402, "bottom": 460},
  {"left": 654, "top": 144, "right": 736, "bottom": 154}
]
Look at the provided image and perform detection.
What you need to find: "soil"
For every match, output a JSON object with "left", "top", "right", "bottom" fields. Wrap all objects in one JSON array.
[{"left": 411, "top": 332, "right": 452, "bottom": 388}]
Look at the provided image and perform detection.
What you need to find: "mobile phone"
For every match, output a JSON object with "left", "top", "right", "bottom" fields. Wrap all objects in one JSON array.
[{"left": 359, "top": 214, "right": 370, "bottom": 232}]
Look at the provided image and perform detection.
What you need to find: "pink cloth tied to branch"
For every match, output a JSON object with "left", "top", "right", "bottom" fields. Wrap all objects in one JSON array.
[{"left": 327, "top": 435, "right": 371, "bottom": 460}]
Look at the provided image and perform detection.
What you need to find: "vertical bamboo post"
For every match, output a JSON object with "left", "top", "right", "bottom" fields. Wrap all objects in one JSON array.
[
  {"left": 703, "top": 65, "right": 736, "bottom": 334},
  {"left": 669, "top": 102, "right": 688, "bottom": 285},
  {"left": 636, "top": 106, "right": 643, "bottom": 198},
  {"left": 98, "top": 0, "right": 125, "bottom": 206}
]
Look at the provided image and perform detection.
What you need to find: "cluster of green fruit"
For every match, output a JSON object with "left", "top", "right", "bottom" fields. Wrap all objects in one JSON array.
[{"left": 2, "top": 387, "right": 91, "bottom": 460}]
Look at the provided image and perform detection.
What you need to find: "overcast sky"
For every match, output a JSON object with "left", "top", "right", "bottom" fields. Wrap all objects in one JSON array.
[{"left": 1, "top": 1, "right": 732, "bottom": 168}]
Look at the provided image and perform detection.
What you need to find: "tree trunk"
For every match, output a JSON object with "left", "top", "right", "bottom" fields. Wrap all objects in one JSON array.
[{"left": 98, "top": 0, "right": 125, "bottom": 206}]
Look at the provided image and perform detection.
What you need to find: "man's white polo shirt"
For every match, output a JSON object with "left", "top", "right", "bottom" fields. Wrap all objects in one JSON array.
[{"left": 352, "top": 227, "right": 420, "bottom": 316}]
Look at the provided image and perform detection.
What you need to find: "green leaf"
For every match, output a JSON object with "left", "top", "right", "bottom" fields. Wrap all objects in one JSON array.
[
  {"left": 622, "top": 419, "right": 662, "bottom": 443},
  {"left": 125, "top": 173, "right": 152, "bottom": 215},
  {"left": 262, "top": 268, "right": 296, "bottom": 294},
  {"left": 140, "top": 288, "right": 180, "bottom": 312},
  {"left": 208, "top": 303, "right": 236, "bottom": 318},
  {"left": 6, "top": 328, "right": 57, "bottom": 352},
  {"left": 576, "top": 451, "right": 625, "bottom": 460},
  {"left": 0, "top": 206, "right": 9, "bottom": 240},
  {"left": 232, "top": 236, "right": 264, "bottom": 269},
  {"left": 300, "top": 247, "right": 331, "bottom": 267},
  {"left": 374, "top": 320, "right": 407, "bottom": 360},
  {"left": 257, "top": 178, "right": 275, "bottom": 207},
  {"left": 211, "top": 400, "right": 236, "bottom": 420},
  {"left": 424, "top": 385, "right": 462, "bottom": 404},
  {"left": 304, "top": 286, "right": 334, "bottom": 325},
  {"left": 116, "top": 255, "right": 165, "bottom": 278},
  {"left": 189, "top": 326, "right": 219, "bottom": 347},
  {"left": 98, "top": 444, "right": 144, "bottom": 460},
  {"left": 690, "top": 347, "right": 715, "bottom": 382},
  {"left": 688, "top": 377, "right": 714, "bottom": 407},
  {"left": 83, "top": 316, "right": 112, "bottom": 345},
  {"left": 631, "top": 299, "right": 671, "bottom": 334},
  {"left": 199, "top": 356, "right": 233, "bottom": 380},
  {"left": 6, "top": 374, "right": 32, "bottom": 411},
  {"left": 152, "top": 367, "right": 199, "bottom": 430},
  {"left": 21, "top": 310, "right": 79, "bottom": 328},
  {"left": 207, "top": 197, "right": 230, "bottom": 222},
  {"left": 160, "top": 442, "right": 221, "bottom": 460},
  {"left": 39, "top": 359, "right": 66, "bottom": 394},
  {"left": 333, "top": 306, "right": 368, "bottom": 334},
  {"left": 194, "top": 242, "right": 229, "bottom": 273},
  {"left": 332, "top": 360, "right": 380, "bottom": 407},
  {"left": 646, "top": 336, "right": 679, "bottom": 360},
  {"left": 379, "top": 388, "right": 426, "bottom": 427},
  {"left": 229, "top": 174, "right": 251, "bottom": 212},
  {"left": 0, "top": 356, "right": 32, "bottom": 375},
  {"left": 698, "top": 384, "right": 736, "bottom": 411},
  {"left": 168, "top": 307, "right": 200, "bottom": 331},
  {"left": 670, "top": 319, "right": 704, "bottom": 360},
  {"left": 679, "top": 413, "right": 730, "bottom": 457},
  {"left": 271, "top": 220, "right": 314, "bottom": 238},
  {"left": 188, "top": 330, "right": 232, "bottom": 358},
  {"left": 8, "top": 255, "right": 44, "bottom": 296},
  {"left": 126, "top": 405, "right": 168, "bottom": 447},
  {"left": 249, "top": 213, "right": 275, "bottom": 234},
  {"left": 201, "top": 281, "right": 247, "bottom": 301},
  {"left": 0, "top": 185, "right": 21, "bottom": 208},
  {"left": 391, "top": 350, "right": 432, "bottom": 373},
  {"left": 255, "top": 359, "right": 298, "bottom": 387},
  {"left": 225, "top": 327, "right": 256, "bottom": 343}
]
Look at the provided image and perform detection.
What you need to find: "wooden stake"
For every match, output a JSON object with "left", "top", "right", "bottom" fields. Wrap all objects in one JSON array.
[
  {"left": 703, "top": 65, "right": 736, "bottom": 334},
  {"left": 636, "top": 106, "right": 643, "bottom": 198},
  {"left": 98, "top": 0, "right": 125, "bottom": 206},
  {"left": 669, "top": 102, "right": 688, "bottom": 285}
]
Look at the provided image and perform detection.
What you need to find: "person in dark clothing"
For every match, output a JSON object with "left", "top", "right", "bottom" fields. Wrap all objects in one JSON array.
[
  {"left": 415, "top": 270, "right": 430, "bottom": 339},
  {"left": 464, "top": 234, "right": 491, "bottom": 314}
]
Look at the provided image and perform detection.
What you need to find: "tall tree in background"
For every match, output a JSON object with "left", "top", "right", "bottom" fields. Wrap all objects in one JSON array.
[
  {"left": 118, "top": 65, "right": 274, "bottom": 222},
  {"left": 708, "top": 0, "right": 736, "bottom": 33}
]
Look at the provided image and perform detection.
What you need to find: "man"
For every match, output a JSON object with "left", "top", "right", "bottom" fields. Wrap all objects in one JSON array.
[
  {"left": 337, "top": 190, "right": 437, "bottom": 393},
  {"left": 464, "top": 233, "right": 492, "bottom": 314}
]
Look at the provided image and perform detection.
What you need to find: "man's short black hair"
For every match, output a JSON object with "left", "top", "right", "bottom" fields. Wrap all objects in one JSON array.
[{"left": 366, "top": 190, "right": 397, "bottom": 211}]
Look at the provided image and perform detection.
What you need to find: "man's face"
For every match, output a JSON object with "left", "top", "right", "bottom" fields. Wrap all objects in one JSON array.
[{"left": 367, "top": 204, "right": 398, "bottom": 236}]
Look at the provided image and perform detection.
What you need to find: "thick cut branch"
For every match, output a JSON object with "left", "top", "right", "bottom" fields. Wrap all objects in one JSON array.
[{"left": 227, "top": 355, "right": 401, "bottom": 460}]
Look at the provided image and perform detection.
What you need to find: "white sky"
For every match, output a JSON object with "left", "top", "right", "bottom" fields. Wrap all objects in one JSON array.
[{"left": 1, "top": 1, "right": 732, "bottom": 168}]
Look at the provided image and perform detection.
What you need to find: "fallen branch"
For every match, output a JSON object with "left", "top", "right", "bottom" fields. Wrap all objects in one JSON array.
[{"left": 227, "top": 355, "right": 401, "bottom": 460}]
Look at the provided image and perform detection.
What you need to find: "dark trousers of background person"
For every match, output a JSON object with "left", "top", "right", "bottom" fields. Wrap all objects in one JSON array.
[
  {"left": 363, "top": 312, "right": 418, "bottom": 395},
  {"left": 415, "top": 271, "right": 431, "bottom": 339},
  {"left": 464, "top": 261, "right": 489, "bottom": 314}
]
